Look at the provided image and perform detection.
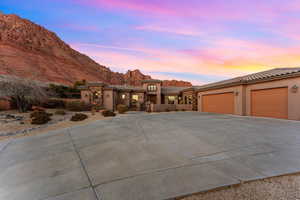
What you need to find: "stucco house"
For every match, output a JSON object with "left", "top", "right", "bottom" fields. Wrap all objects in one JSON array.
[
  {"left": 79, "top": 68, "right": 300, "bottom": 120},
  {"left": 196, "top": 68, "right": 300, "bottom": 120},
  {"left": 79, "top": 79, "right": 196, "bottom": 112}
]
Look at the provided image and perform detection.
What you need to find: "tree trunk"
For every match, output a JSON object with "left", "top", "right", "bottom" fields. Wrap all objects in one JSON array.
[{"left": 16, "top": 96, "right": 28, "bottom": 113}]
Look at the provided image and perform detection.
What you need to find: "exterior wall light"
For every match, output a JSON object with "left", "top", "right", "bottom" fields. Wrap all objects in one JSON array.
[
  {"left": 235, "top": 91, "right": 239, "bottom": 96},
  {"left": 291, "top": 85, "right": 299, "bottom": 93}
]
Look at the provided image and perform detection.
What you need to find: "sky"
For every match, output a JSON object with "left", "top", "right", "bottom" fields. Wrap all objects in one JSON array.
[{"left": 1, "top": 0, "right": 300, "bottom": 85}]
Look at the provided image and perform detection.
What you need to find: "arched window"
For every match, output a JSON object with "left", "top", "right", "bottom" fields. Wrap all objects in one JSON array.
[{"left": 147, "top": 84, "right": 157, "bottom": 92}]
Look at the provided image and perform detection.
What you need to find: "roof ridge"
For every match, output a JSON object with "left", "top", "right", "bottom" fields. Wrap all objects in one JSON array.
[{"left": 273, "top": 67, "right": 300, "bottom": 70}]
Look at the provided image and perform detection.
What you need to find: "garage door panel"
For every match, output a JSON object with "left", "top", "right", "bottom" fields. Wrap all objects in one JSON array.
[
  {"left": 202, "top": 92, "right": 234, "bottom": 114},
  {"left": 251, "top": 87, "right": 288, "bottom": 119}
]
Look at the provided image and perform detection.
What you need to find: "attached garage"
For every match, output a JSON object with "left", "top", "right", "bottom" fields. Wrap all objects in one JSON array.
[
  {"left": 202, "top": 92, "right": 234, "bottom": 114},
  {"left": 196, "top": 68, "right": 300, "bottom": 120},
  {"left": 251, "top": 87, "right": 288, "bottom": 119}
]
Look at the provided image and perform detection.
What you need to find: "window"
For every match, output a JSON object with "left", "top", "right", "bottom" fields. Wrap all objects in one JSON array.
[
  {"left": 147, "top": 84, "right": 157, "bottom": 92},
  {"left": 187, "top": 95, "right": 193, "bottom": 104},
  {"left": 93, "top": 91, "right": 101, "bottom": 99},
  {"left": 168, "top": 96, "right": 175, "bottom": 104},
  {"left": 132, "top": 95, "right": 139, "bottom": 101}
]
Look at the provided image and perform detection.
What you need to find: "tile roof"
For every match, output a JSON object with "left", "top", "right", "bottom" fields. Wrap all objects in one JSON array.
[
  {"left": 197, "top": 68, "right": 300, "bottom": 91},
  {"left": 108, "top": 85, "right": 145, "bottom": 91},
  {"left": 161, "top": 87, "right": 190, "bottom": 95},
  {"left": 141, "top": 79, "right": 162, "bottom": 83},
  {"left": 243, "top": 68, "right": 300, "bottom": 81}
]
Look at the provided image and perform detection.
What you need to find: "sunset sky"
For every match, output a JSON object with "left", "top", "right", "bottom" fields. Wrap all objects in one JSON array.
[{"left": 1, "top": 0, "right": 300, "bottom": 85}]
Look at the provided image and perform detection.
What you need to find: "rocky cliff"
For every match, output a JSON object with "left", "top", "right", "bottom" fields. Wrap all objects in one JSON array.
[{"left": 0, "top": 13, "right": 192, "bottom": 87}]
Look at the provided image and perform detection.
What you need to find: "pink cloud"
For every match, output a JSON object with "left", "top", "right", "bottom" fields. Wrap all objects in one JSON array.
[
  {"left": 71, "top": 37, "right": 300, "bottom": 84},
  {"left": 135, "top": 25, "right": 203, "bottom": 36},
  {"left": 76, "top": 0, "right": 300, "bottom": 23}
]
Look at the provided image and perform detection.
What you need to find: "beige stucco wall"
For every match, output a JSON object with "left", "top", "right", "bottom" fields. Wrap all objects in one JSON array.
[
  {"left": 197, "top": 85, "right": 246, "bottom": 115},
  {"left": 245, "top": 77, "right": 300, "bottom": 120},
  {"left": 103, "top": 90, "right": 114, "bottom": 110},
  {"left": 81, "top": 90, "right": 91, "bottom": 104},
  {"left": 143, "top": 82, "right": 162, "bottom": 104}
]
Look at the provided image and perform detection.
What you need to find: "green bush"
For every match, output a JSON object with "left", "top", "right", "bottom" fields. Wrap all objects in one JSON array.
[
  {"left": 93, "top": 105, "right": 104, "bottom": 112},
  {"left": 117, "top": 104, "right": 128, "bottom": 114},
  {"left": 30, "top": 111, "right": 52, "bottom": 125},
  {"left": 70, "top": 113, "right": 88, "bottom": 121},
  {"left": 55, "top": 110, "right": 66, "bottom": 115},
  {"left": 65, "top": 101, "right": 92, "bottom": 111},
  {"left": 102, "top": 110, "right": 116, "bottom": 117},
  {"left": 49, "top": 84, "right": 81, "bottom": 99}
]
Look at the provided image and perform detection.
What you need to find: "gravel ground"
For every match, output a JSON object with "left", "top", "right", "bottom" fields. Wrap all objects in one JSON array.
[
  {"left": 179, "top": 173, "right": 300, "bottom": 200},
  {"left": 0, "top": 109, "right": 106, "bottom": 140}
]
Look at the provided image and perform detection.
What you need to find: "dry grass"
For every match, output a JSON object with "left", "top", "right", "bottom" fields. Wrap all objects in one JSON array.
[{"left": 179, "top": 173, "right": 300, "bottom": 200}]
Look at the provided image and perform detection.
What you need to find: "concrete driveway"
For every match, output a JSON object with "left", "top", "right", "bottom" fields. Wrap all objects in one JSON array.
[{"left": 1, "top": 112, "right": 300, "bottom": 200}]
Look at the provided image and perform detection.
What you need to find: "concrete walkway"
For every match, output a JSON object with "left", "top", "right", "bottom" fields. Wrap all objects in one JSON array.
[{"left": 1, "top": 112, "right": 300, "bottom": 200}]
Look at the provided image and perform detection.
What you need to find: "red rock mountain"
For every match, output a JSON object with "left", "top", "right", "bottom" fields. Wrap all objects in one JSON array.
[{"left": 0, "top": 13, "right": 192, "bottom": 87}]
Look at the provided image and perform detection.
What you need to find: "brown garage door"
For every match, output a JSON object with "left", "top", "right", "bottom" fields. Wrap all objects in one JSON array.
[
  {"left": 202, "top": 92, "right": 234, "bottom": 114},
  {"left": 251, "top": 87, "right": 288, "bottom": 119}
]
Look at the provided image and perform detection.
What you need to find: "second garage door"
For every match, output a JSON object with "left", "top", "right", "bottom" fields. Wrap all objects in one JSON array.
[
  {"left": 251, "top": 87, "right": 288, "bottom": 119},
  {"left": 202, "top": 92, "right": 234, "bottom": 114}
]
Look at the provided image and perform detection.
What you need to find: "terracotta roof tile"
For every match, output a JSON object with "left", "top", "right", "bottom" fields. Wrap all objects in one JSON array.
[{"left": 197, "top": 68, "right": 300, "bottom": 91}]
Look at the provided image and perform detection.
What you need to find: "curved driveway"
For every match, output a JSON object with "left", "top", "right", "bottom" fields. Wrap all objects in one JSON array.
[{"left": 1, "top": 112, "right": 300, "bottom": 200}]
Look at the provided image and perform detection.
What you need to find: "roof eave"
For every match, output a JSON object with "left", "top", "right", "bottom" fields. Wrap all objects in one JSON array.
[{"left": 196, "top": 71, "right": 300, "bottom": 92}]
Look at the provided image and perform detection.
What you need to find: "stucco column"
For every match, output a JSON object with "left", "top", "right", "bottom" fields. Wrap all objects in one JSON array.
[{"left": 156, "top": 94, "right": 161, "bottom": 105}]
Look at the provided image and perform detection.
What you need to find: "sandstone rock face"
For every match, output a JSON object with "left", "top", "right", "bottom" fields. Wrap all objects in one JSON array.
[
  {"left": 0, "top": 13, "right": 192, "bottom": 87},
  {"left": 162, "top": 80, "right": 192, "bottom": 87}
]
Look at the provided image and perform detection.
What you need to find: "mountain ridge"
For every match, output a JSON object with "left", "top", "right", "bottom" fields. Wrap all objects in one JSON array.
[{"left": 0, "top": 13, "right": 192, "bottom": 87}]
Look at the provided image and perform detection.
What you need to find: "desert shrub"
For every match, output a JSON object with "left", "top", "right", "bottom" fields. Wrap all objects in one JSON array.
[
  {"left": 117, "top": 104, "right": 128, "bottom": 114},
  {"left": 102, "top": 110, "right": 116, "bottom": 117},
  {"left": 55, "top": 110, "right": 66, "bottom": 115},
  {"left": 0, "top": 77, "right": 48, "bottom": 113},
  {"left": 49, "top": 84, "right": 81, "bottom": 99},
  {"left": 30, "top": 111, "right": 52, "bottom": 125},
  {"left": 30, "top": 110, "right": 52, "bottom": 118},
  {"left": 65, "top": 101, "right": 92, "bottom": 111},
  {"left": 42, "top": 99, "right": 65, "bottom": 109},
  {"left": 70, "top": 113, "right": 88, "bottom": 121}
]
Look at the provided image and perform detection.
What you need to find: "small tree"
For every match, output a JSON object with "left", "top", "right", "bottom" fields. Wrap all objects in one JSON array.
[{"left": 0, "top": 76, "right": 48, "bottom": 112}]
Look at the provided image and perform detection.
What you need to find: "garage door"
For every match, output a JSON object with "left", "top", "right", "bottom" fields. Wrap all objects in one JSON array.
[
  {"left": 202, "top": 92, "right": 234, "bottom": 114},
  {"left": 251, "top": 87, "right": 288, "bottom": 119}
]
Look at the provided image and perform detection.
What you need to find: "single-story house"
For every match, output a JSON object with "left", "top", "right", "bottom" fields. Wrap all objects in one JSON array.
[
  {"left": 196, "top": 68, "right": 300, "bottom": 120},
  {"left": 79, "top": 80, "right": 195, "bottom": 112}
]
